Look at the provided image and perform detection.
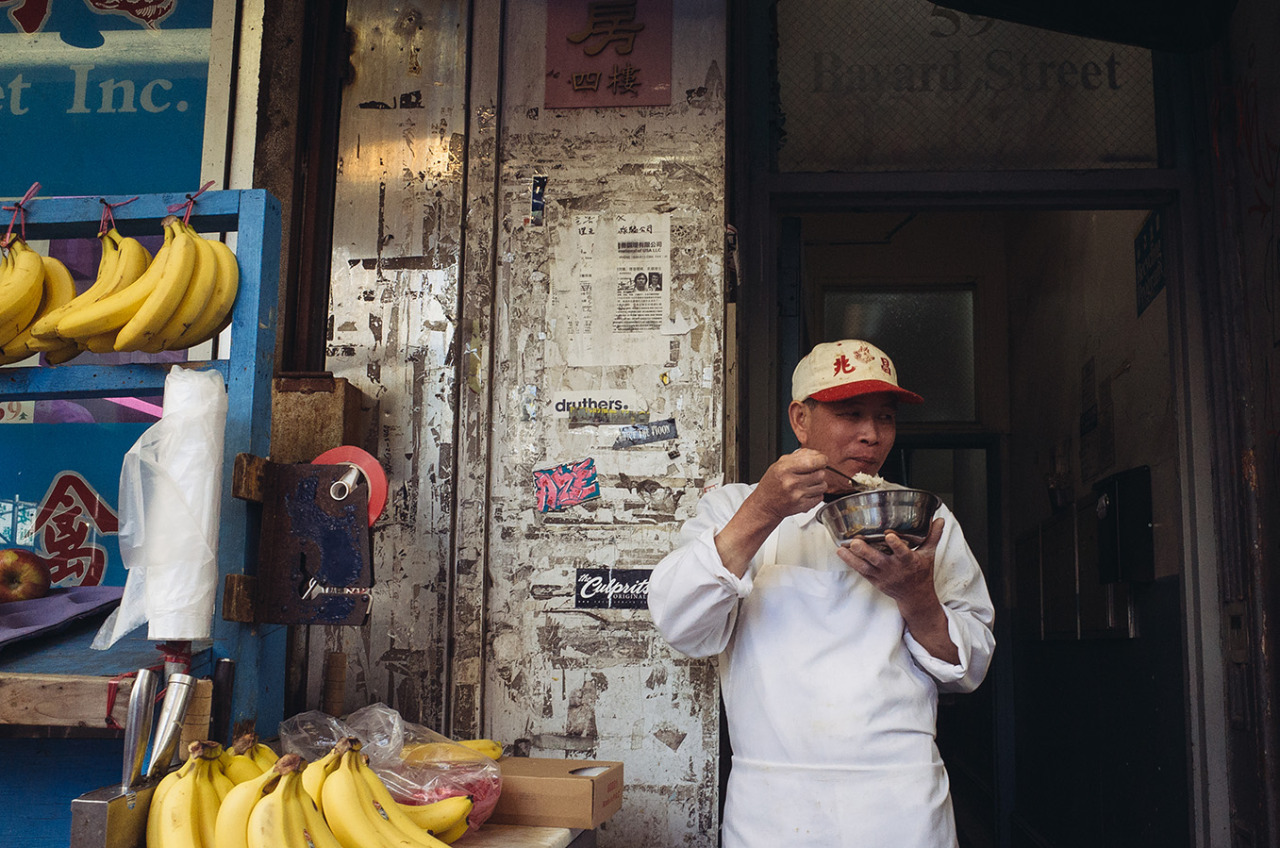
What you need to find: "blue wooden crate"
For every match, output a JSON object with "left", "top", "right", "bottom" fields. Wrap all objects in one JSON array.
[{"left": 0, "top": 190, "right": 286, "bottom": 738}]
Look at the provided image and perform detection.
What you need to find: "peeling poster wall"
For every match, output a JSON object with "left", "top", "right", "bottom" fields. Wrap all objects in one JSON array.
[
  {"left": 483, "top": 4, "right": 727, "bottom": 844},
  {"left": 323, "top": 3, "right": 469, "bottom": 723},
  {"left": 323, "top": 2, "right": 727, "bottom": 846}
]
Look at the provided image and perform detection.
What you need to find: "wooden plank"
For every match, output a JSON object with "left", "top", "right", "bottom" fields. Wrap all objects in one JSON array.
[
  {"left": 270, "top": 374, "right": 365, "bottom": 463},
  {"left": 232, "top": 453, "right": 268, "bottom": 502},
  {"left": 0, "top": 672, "right": 135, "bottom": 728},
  {"left": 221, "top": 574, "right": 257, "bottom": 623},
  {"left": 454, "top": 825, "right": 581, "bottom": 848}
]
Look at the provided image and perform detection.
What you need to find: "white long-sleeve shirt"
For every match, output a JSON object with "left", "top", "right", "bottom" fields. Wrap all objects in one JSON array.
[{"left": 648, "top": 483, "right": 996, "bottom": 846}]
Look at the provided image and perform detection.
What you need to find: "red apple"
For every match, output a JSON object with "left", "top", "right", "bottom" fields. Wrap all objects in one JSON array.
[{"left": 0, "top": 548, "right": 53, "bottom": 603}]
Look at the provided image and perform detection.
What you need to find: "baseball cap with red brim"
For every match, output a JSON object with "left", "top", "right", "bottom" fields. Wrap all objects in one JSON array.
[{"left": 791, "top": 339, "right": 924, "bottom": 405}]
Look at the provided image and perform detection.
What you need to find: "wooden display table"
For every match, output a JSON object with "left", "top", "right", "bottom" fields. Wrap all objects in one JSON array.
[{"left": 456, "top": 825, "right": 595, "bottom": 848}]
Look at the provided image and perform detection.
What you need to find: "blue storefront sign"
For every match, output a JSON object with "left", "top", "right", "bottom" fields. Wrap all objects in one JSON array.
[{"left": 0, "top": 1, "right": 214, "bottom": 198}]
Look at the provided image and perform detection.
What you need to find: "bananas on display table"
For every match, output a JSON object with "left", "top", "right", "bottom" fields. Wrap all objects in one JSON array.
[
  {"left": 0, "top": 214, "right": 240, "bottom": 365},
  {"left": 146, "top": 737, "right": 476, "bottom": 848}
]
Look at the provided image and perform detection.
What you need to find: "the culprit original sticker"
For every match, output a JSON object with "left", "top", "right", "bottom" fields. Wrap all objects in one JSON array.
[
  {"left": 534, "top": 458, "right": 602, "bottom": 512},
  {"left": 575, "top": 567, "right": 651, "bottom": 609},
  {"left": 612, "top": 418, "right": 677, "bottom": 449}
]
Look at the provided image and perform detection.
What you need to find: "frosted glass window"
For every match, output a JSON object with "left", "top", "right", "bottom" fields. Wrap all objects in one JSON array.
[{"left": 823, "top": 289, "right": 975, "bottom": 421}]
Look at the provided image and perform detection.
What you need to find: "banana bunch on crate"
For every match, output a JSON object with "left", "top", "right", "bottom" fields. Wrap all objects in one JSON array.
[
  {"left": 307, "top": 738, "right": 473, "bottom": 848},
  {"left": 146, "top": 737, "right": 475, "bottom": 848},
  {"left": 219, "top": 732, "right": 280, "bottom": 784},
  {"left": 13, "top": 215, "right": 240, "bottom": 364}
]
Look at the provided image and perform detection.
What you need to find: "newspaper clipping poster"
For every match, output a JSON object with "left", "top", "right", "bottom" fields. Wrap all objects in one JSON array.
[{"left": 551, "top": 212, "right": 672, "bottom": 366}]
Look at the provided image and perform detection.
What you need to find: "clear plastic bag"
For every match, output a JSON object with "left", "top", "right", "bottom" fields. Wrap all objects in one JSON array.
[
  {"left": 279, "top": 703, "right": 502, "bottom": 830},
  {"left": 92, "top": 366, "right": 227, "bottom": 649}
]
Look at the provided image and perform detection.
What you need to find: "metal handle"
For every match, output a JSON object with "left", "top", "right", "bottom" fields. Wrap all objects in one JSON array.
[
  {"left": 122, "top": 669, "right": 158, "bottom": 790},
  {"left": 146, "top": 673, "right": 196, "bottom": 779},
  {"left": 330, "top": 463, "right": 364, "bottom": 501}
]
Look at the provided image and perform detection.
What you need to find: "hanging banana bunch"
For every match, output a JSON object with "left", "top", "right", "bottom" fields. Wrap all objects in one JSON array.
[
  {"left": 0, "top": 235, "right": 83, "bottom": 364},
  {"left": 18, "top": 215, "right": 240, "bottom": 361}
]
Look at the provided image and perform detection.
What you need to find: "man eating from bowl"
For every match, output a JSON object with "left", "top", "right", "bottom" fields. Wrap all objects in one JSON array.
[{"left": 648, "top": 339, "right": 996, "bottom": 848}]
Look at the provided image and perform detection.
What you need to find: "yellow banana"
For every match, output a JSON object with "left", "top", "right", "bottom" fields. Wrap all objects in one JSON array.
[
  {"left": 194, "top": 758, "right": 229, "bottom": 846},
  {"left": 297, "top": 777, "right": 348, "bottom": 848},
  {"left": 395, "top": 795, "right": 473, "bottom": 837},
  {"left": 145, "top": 222, "right": 216, "bottom": 352},
  {"left": 32, "top": 229, "right": 151, "bottom": 341},
  {"left": 224, "top": 753, "right": 264, "bottom": 784},
  {"left": 214, "top": 765, "right": 278, "bottom": 848},
  {"left": 154, "top": 741, "right": 223, "bottom": 848},
  {"left": 222, "top": 733, "right": 266, "bottom": 784},
  {"left": 156, "top": 765, "right": 204, "bottom": 848},
  {"left": 434, "top": 816, "right": 470, "bottom": 844},
  {"left": 83, "top": 330, "right": 119, "bottom": 353},
  {"left": 146, "top": 748, "right": 197, "bottom": 848},
  {"left": 302, "top": 747, "right": 341, "bottom": 816},
  {"left": 170, "top": 237, "right": 238, "bottom": 350},
  {"left": 0, "top": 238, "right": 46, "bottom": 347},
  {"left": 247, "top": 757, "right": 343, "bottom": 848},
  {"left": 354, "top": 747, "right": 451, "bottom": 847},
  {"left": 115, "top": 218, "right": 195, "bottom": 352},
  {"left": 29, "top": 230, "right": 114, "bottom": 340},
  {"left": 455, "top": 738, "right": 503, "bottom": 760},
  {"left": 42, "top": 341, "right": 83, "bottom": 364},
  {"left": 217, "top": 745, "right": 234, "bottom": 774},
  {"left": 401, "top": 743, "right": 471, "bottom": 765},
  {"left": 96, "top": 232, "right": 153, "bottom": 308},
  {"left": 322, "top": 742, "right": 422, "bottom": 848},
  {"left": 353, "top": 753, "right": 451, "bottom": 846},
  {"left": 2, "top": 255, "right": 77, "bottom": 358},
  {"left": 246, "top": 740, "right": 279, "bottom": 772},
  {"left": 57, "top": 223, "right": 172, "bottom": 340}
]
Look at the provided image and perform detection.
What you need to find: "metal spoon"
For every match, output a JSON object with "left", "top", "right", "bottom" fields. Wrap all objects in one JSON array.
[{"left": 825, "top": 465, "right": 858, "bottom": 489}]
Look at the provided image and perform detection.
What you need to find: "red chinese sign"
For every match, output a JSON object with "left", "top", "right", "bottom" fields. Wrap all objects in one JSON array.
[
  {"left": 31, "top": 471, "right": 119, "bottom": 586},
  {"left": 546, "top": 0, "right": 672, "bottom": 108},
  {"left": 3, "top": 0, "right": 176, "bottom": 34}
]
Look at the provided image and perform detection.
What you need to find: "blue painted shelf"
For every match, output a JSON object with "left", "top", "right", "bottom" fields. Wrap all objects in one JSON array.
[{"left": 0, "top": 190, "right": 286, "bottom": 741}]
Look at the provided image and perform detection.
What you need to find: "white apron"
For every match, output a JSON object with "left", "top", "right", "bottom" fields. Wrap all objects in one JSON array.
[{"left": 719, "top": 525, "right": 959, "bottom": 848}]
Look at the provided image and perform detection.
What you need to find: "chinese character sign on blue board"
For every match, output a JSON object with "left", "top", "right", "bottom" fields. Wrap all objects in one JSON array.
[
  {"left": 0, "top": 423, "right": 147, "bottom": 588},
  {"left": 0, "top": 1, "right": 215, "bottom": 198}
]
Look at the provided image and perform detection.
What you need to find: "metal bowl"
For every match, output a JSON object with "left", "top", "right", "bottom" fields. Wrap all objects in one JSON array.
[{"left": 817, "top": 488, "right": 942, "bottom": 550}]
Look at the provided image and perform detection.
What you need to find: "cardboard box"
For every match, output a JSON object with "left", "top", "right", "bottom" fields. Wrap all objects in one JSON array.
[{"left": 488, "top": 757, "right": 624, "bottom": 829}]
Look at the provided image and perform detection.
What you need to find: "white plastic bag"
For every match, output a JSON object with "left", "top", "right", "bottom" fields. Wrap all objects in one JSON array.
[{"left": 92, "top": 366, "right": 227, "bottom": 648}]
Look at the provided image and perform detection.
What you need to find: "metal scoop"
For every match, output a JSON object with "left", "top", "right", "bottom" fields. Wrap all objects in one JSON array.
[{"left": 825, "top": 465, "right": 859, "bottom": 490}]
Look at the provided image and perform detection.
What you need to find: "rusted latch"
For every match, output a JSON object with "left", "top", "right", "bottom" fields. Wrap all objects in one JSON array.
[{"left": 225, "top": 454, "right": 373, "bottom": 626}]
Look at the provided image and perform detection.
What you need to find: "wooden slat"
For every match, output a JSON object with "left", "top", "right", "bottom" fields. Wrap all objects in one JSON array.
[
  {"left": 0, "top": 672, "right": 135, "bottom": 728},
  {"left": 455, "top": 825, "right": 579, "bottom": 848}
]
